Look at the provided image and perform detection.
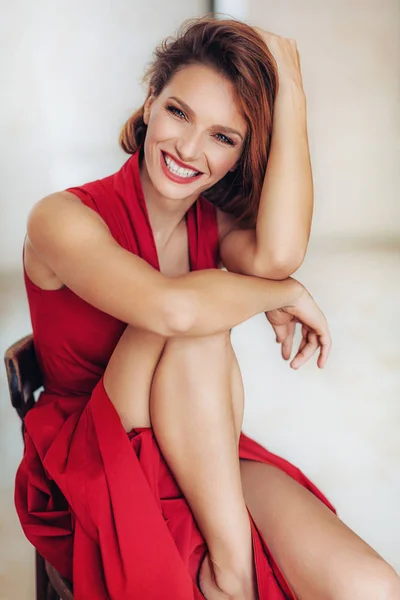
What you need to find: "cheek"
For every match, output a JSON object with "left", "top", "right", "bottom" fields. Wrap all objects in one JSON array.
[
  {"left": 209, "top": 153, "right": 237, "bottom": 178},
  {"left": 147, "top": 112, "right": 178, "bottom": 142}
]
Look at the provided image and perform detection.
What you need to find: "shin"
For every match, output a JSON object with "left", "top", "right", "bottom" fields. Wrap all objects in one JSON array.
[{"left": 150, "top": 331, "right": 255, "bottom": 595}]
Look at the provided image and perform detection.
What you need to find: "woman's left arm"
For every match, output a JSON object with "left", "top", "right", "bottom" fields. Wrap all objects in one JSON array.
[
  {"left": 256, "top": 80, "right": 312, "bottom": 275},
  {"left": 220, "top": 32, "right": 313, "bottom": 280}
]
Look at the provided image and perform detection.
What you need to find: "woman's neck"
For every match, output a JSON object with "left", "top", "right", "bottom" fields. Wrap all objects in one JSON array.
[{"left": 139, "top": 153, "right": 196, "bottom": 247}]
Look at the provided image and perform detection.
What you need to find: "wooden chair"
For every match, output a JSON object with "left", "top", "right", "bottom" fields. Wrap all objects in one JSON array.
[{"left": 4, "top": 334, "right": 73, "bottom": 600}]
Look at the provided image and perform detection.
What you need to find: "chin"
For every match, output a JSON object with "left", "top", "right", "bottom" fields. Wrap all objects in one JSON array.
[
  {"left": 153, "top": 165, "right": 208, "bottom": 200},
  {"left": 156, "top": 179, "right": 202, "bottom": 201}
]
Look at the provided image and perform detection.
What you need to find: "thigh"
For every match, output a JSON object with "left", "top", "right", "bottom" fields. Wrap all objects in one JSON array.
[
  {"left": 155, "top": 330, "right": 244, "bottom": 439},
  {"left": 103, "top": 325, "right": 167, "bottom": 430},
  {"left": 103, "top": 326, "right": 244, "bottom": 433},
  {"left": 229, "top": 343, "right": 245, "bottom": 442},
  {"left": 239, "top": 460, "right": 399, "bottom": 600}
]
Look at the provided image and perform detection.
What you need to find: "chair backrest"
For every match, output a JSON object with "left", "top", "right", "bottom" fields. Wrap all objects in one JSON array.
[
  {"left": 4, "top": 337, "right": 74, "bottom": 598},
  {"left": 4, "top": 334, "right": 43, "bottom": 421}
]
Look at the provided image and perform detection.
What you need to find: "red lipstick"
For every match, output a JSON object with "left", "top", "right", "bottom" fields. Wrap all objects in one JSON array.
[{"left": 160, "top": 151, "right": 203, "bottom": 185}]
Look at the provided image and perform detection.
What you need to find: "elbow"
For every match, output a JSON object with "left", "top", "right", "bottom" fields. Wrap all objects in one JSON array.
[
  {"left": 162, "top": 288, "right": 196, "bottom": 337},
  {"left": 252, "top": 252, "right": 305, "bottom": 280}
]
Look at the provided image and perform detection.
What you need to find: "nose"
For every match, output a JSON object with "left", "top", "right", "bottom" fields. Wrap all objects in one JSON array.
[{"left": 175, "top": 129, "right": 204, "bottom": 166}]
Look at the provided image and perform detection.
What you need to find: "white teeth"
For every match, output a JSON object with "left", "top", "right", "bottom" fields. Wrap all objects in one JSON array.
[{"left": 164, "top": 153, "right": 199, "bottom": 178}]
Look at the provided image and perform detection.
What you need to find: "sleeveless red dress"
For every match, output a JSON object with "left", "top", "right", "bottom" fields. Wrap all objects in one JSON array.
[{"left": 15, "top": 147, "right": 336, "bottom": 600}]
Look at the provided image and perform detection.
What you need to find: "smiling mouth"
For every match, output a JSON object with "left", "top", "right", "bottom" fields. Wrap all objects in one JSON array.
[{"left": 161, "top": 151, "right": 202, "bottom": 178}]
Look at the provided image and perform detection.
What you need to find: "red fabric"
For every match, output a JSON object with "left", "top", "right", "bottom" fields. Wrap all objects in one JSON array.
[{"left": 15, "top": 146, "right": 336, "bottom": 599}]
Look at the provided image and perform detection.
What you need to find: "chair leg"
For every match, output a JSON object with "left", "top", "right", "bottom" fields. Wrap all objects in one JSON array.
[
  {"left": 46, "top": 582, "right": 59, "bottom": 600},
  {"left": 36, "top": 550, "right": 49, "bottom": 600}
]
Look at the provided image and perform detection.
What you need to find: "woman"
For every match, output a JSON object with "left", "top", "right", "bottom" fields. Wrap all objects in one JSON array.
[{"left": 15, "top": 15, "right": 400, "bottom": 600}]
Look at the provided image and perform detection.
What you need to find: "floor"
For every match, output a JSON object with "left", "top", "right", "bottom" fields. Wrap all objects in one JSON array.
[{"left": 0, "top": 243, "right": 399, "bottom": 598}]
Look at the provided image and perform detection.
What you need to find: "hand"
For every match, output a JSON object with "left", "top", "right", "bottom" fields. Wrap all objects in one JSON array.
[
  {"left": 266, "top": 286, "right": 332, "bottom": 369},
  {"left": 253, "top": 26, "right": 303, "bottom": 90},
  {"left": 266, "top": 309, "right": 297, "bottom": 363}
]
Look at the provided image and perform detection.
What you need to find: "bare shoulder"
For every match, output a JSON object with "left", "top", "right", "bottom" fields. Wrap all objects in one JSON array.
[
  {"left": 27, "top": 191, "right": 110, "bottom": 252},
  {"left": 28, "top": 191, "right": 108, "bottom": 232},
  {"left": 25, "top": 191, "right": 110, "bottom": 290}
]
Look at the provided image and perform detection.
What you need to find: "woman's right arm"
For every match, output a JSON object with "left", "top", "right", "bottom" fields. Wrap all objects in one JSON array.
[{"left": 27, "top": 192, "right": 302, "bottom": 338}]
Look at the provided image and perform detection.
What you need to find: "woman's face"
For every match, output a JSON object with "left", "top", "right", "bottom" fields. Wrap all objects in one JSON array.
[{"left": 142, "top": 63, "right": 247, "bottom": 203}]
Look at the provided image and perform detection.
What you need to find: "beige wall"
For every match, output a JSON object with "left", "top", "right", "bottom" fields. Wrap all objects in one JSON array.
[
  {"left": 1, "top": 0, "right": 206, "bottom": 271},
  {"left": 248, "top": 0, "right": 400, "bottom": 244}
]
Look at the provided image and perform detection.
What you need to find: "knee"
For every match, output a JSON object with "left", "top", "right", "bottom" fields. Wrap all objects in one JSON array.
[
  {"left": 340, "top": 559, "right": 400, "bottom": 600},
  {"left": 369, "top": 563, "right": 400, "bottom": 600},
  {"left": 164, "top": 330, "right": 231, "bottom": 356}
]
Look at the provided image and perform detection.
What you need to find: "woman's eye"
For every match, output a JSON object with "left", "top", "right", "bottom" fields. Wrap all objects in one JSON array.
[
  {"left": 166, "top": 106, "right": 234, "bottom": 146},
  {"left": 215, "top": 133, "right": 235, "bottom": 146},
  {"left": 166, "top": 105, "right": 186, "bottom": 119}
]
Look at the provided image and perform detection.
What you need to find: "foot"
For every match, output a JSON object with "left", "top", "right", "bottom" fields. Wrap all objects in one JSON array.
[{"left": 198, "top": 553, "right": 259, "bottom": 600}]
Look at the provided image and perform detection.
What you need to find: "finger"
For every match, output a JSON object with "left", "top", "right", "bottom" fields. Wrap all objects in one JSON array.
[
  {"left": 274, "top": 324, "right": 287, "bottom": 344},
  {"left": 317, "top": 333, "right": 332, "bottom": 369},
  {"left": 281, "top": 320, "right": 296, "bottom": 360},
  {"left": 290, "top": 331, "right": 319, "bottom": 369},
  {"left": 296, "top": 325, "right": 308, "bottom": 354},
  {"left": 291, "top": 336, "right": 318, "bottom": 369},
  {"left": 295, "top": 326, "right": 332, "bottom": 369},
  {"left": 297, "top": 337, "right": 307, "bottom": 357},
  {"left": 289, "top": 326, "right": 307, "bottom": 363}
]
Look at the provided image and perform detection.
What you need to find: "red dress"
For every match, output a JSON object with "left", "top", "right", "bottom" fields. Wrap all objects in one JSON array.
[{"left": 15, "top": 146, "right": 336, "bottom": 599}]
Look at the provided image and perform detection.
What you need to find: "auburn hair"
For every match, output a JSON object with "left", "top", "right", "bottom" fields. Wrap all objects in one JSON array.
[{"left": 119, "top": 15, "right": 278, "bottom": 228}]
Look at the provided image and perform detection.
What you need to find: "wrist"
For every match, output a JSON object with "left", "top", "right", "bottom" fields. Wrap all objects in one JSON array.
[
  {"left": 263, "top": 277, "right": 304, "bottom": 314},
  {"left": 285, "top": 277, "right": 305, "bottom": 306},
  {"left": 272, "top": 83, "right": 307, "bottom": 133},
  {"left": 275, "top": 79, "right": 306, "bottom": 104}
]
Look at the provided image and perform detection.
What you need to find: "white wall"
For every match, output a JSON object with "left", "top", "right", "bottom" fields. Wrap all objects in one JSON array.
[
  {"left": 215, "top": 0, "right": 247, "bottom": 20},
  {"left": 1, "top": 0, "right": 206, "bottom": 271},
  {"left": 246, "top": 0, "right": 400, "bottom": 243}
]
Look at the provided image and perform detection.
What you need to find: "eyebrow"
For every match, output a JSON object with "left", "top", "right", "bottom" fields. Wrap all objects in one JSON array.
[{"left": 167, "top": 96, "right": 245, "bottom": 140}]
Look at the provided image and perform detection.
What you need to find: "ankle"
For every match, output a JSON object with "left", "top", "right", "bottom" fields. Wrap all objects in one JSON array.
[{"left": 209, "top": 553, "right": 255, "bottom": 596}]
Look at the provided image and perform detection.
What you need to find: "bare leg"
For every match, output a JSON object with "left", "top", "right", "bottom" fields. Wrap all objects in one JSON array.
[
  {"left": 150, "top": 332, "right": 257, "bottom": 600},
  {"left": 103, "top": 326, "right": 167, "bottom": 430},
  {"left": 103, "top": 326, "right": 256, "bottom": 598},
  {"left": 104, "top": 325, "right": 400, "bottom": 599},
  {"left": 240, "top": 461, "right": 400, "bottom": 599}
]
